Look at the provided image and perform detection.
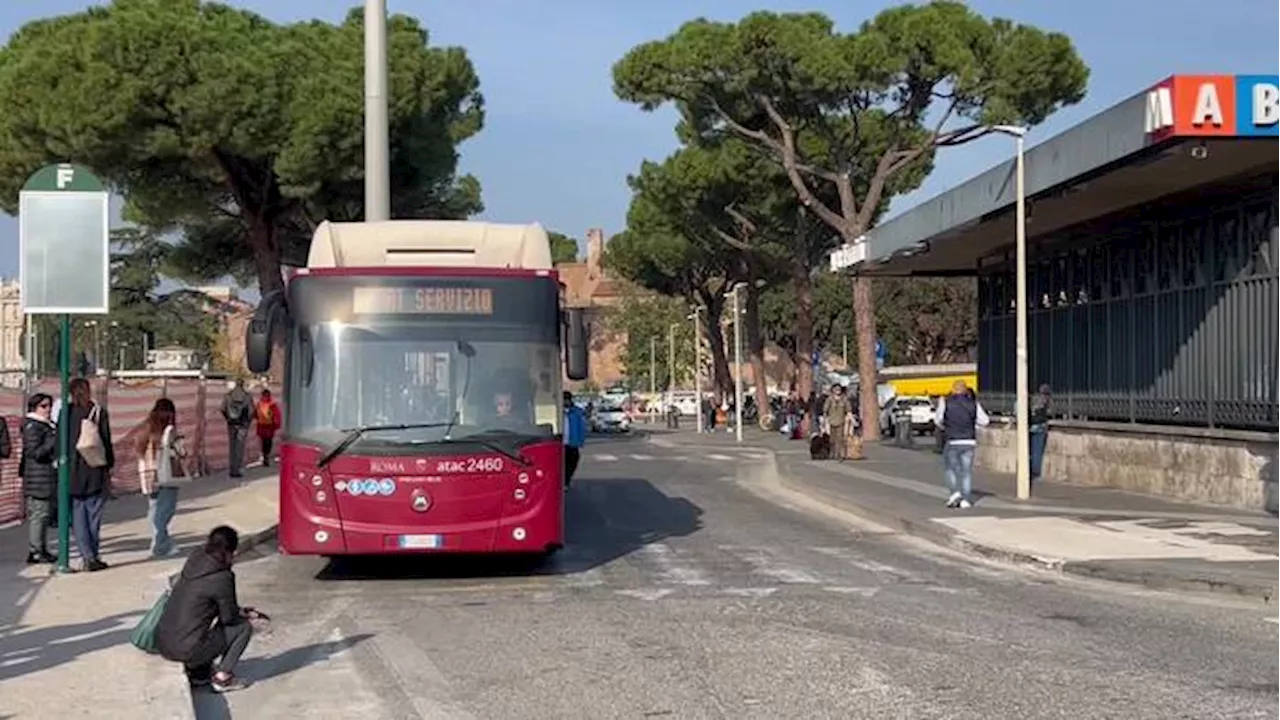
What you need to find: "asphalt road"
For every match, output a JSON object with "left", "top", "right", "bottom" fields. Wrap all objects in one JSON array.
[{"left": 197, "top": 433, "right": 1278, "bottom": 720}]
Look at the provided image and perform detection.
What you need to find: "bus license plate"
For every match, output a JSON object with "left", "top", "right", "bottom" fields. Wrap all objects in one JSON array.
[{"left": 399, "top": 534, "right": 442, "bottom": 549}]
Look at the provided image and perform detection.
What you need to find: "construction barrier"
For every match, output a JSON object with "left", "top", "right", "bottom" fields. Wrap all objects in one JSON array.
[{"left": 0, "top": 375, "right": 280, "bottom": 525}]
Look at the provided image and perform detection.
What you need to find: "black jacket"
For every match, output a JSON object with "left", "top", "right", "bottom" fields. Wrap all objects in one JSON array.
[
  {"left": 19, "top": 416, "right": 57, "bottom": 500},
  {"left": 156, "top": 549, "right": 244, "bottom": 663},
  {"left": 65, "top": 402, "right": 114, "bottom": 498}
]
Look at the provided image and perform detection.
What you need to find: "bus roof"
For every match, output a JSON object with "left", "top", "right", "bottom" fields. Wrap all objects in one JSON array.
[{"left": 307, "top": 220, "right": 553, "bottom": 270}]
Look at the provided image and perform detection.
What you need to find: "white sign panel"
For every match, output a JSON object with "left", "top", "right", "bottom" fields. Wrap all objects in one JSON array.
[
  {"left": 829, "top": 240, "right": 867, "bottom": 272},
  {"left": 19, "top": 190, "right": 110, "bottom": 314}
]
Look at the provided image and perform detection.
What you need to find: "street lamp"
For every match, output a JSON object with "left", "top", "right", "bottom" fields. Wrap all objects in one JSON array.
[
  {"left": 688, "top": 307, "right": 704, "bottom": 433},
  {"left": 725, "top": 282, "right": 747, "bottom": 443},
  {"left": 668, "top": 322, "right": 679, "bottom": 391},
  {"left": 364, "top": 0, "right": 390, "bottom": 221},
  {"left": 989, "top": 124, "right": 1031, "bottom": 501}
]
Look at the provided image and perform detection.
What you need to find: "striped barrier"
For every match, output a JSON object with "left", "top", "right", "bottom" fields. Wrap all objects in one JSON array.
[{"left": 0, "top": 378, "right": 282, "bottom": 524}]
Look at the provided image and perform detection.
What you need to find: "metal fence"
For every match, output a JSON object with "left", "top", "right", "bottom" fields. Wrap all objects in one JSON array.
[
  {"left": 977, "top": 181, "right": 1278, "bottom": 431},
  {"left": 0, "top": 374, "right": 275, "bottom": 524}
]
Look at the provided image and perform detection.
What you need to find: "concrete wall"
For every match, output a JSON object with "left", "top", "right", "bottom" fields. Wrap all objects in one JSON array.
[{"left": 976, "top": 421, "right": 1279, "bottom": 513}]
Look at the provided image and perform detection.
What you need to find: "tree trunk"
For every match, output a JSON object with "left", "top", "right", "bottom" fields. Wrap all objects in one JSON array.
[
  {"left": 853, "top": 275, "right": 880, "bottom": 441},
  {"left": 792, "top": 261, "right": 815, "bottom": 434},
  {"left": 703, "top": 307, "right": 733, "bottom": 401},
  {"left": 744, "top": 281, "right": 770, "bottom": 429},
  {"left": 246, "top": 218, "right": 286, "bottom": 382}
]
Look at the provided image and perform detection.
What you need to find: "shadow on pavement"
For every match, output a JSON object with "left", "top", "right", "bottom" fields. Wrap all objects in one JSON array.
[
  {"left": 193, "top": 634, "right": 374, "bottom": 720},
  {"left": 0, "top": 609, "right": 140, "bottom": 682},
  {"left": 312, "top": 477, "right": 703, "bottom": 582}
]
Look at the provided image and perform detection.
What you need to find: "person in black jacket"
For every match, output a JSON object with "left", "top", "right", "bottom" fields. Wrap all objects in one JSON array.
[
  {"left": 65, "top": 378, "right": 114, "bottom": 572},
  {"left": 156, "top": 526, "right": 257, "bottom": 693},
  {"left": 20, "top": 393, "right": 56, "bottom": 564}
]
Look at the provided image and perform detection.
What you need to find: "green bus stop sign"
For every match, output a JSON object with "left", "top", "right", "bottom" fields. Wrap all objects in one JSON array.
[{"left": 20, "top": 162, "right": 110, "bottom": 315}]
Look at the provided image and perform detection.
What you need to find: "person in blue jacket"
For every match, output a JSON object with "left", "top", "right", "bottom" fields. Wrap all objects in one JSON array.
[{"left": 562, "top": 391, "right": 587, "bottom": 488}]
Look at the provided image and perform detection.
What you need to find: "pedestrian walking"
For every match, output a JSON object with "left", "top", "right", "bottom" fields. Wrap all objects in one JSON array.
[
  {"left": 252, "top": 389, "right": 281, "bottom": 468},
  {"left": 66, "top": 377, "right": 114, "bottom": 571},
  {"left": 156, "top": 525, "right": 264, "bottom": 693},
  {"left": 562, "top": 391, "right": 587, "bottom": 488},
  {"left": 220, "top": 379, "right": 253, "bottom": 478},
  {"left": 934, "top": 380, "right": 989, "bottom": 509},
  {"left": 20, "top": 393, "right": 57, "bottom": 564},
  {"left": 1029, "top": 383, "right": 1052, "bottom": 482},
  {"left": 821, "top": 385, "right": 851, "bottom": 460},
  {"left": 137, "top": 398, "right": 189, "bottom": 558}
]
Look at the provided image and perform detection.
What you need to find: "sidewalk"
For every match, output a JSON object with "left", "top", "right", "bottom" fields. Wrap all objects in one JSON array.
[
  {"left": 0, "top": 468, "right": 279, "bottom": 719},
  {"left": 652, "top": 428, "right": 1279, "bottom": 601}
]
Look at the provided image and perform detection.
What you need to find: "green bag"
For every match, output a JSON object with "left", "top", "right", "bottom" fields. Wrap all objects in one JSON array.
[{"left": 130, "top": 590, "right": 170, "bottom": 654}]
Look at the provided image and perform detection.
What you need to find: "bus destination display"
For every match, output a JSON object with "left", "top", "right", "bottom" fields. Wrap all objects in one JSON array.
[{"left": 352, "top": 286, "right": 495, "bottom": 315}]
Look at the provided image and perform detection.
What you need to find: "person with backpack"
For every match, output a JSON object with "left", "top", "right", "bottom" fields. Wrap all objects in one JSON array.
[
  {"left": 253, "top": 389, "right": 282, "bottom": 468},
  {"left": 66, "top": 377, "right": 114, "bottom": 571},
  {"left": 20, "top": 393, "right": 56, "bottom": 564},
  {"left": 156, "top": 525, "right": 265, "bottom": 693},
  {"left": 137, "top": 398, "right": 189, "bottom": 558},
  {"left": 220, "top": 380, "right": 253, "bottom": 478}
]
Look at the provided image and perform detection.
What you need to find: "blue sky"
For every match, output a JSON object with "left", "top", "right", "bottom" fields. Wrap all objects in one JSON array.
[{"left": 0, "top": 0, "right": 1277, "bottom": 291}]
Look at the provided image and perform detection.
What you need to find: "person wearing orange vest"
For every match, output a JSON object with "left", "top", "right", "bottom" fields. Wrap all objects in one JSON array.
[{"left": 253, "top": 389, "right": 282, "bottom": 468}]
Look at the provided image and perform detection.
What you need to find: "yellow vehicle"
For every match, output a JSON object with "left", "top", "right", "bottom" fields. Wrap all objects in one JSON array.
[{"left": 879, "top": 363, "right": 977, "bottom": 400}]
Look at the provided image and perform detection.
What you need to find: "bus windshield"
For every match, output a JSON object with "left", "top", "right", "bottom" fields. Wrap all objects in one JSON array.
[{"left": 285, "top": 275, "right": 562, "bottom": 451}]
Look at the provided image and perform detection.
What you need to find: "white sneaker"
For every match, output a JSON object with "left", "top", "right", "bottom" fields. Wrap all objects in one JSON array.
[
  {"left": 958, "top": 499, "right": 972, "bottom": 509},
  {"left": 945, "top": 492, "right": 962, "bottom": 508}
]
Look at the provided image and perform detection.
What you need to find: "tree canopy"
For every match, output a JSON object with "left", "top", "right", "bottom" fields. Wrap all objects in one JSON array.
[
  {"left": 547, "top": 231, "right": 580, "bottom": 264},
  {"left": 0, "top": 1, "right": 485, "bottom": 294},
  {"left": 613, "top": 1, "right": 1088, "bottom": 434}
]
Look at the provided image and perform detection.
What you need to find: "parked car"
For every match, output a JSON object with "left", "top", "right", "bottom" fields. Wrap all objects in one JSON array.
[
  {"left": 591, "top": 402, "right": 631, "bottom": 433},
  {"left": 880, "top": 395, "right": 936, "bottom": 437}
]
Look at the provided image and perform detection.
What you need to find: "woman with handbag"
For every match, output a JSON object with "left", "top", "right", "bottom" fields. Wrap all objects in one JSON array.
[
  {"left": 66, "top": 377, "right": 114, "bottom": 572},
  {"left": 137, "top": 398, "right": 187, "bottom": 558}
]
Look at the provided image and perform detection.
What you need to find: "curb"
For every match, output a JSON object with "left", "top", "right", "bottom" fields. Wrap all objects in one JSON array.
[
  {"left": 759, "top": 452, "right": 1276, "bottom": 603},
  {"left": 175, "top": 522, "right": 279, "bottom": 716}
]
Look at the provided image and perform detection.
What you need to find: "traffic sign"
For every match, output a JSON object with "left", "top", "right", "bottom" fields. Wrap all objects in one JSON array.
[{"left": 19, "top": 163, "right": 110, "bottom": 315}]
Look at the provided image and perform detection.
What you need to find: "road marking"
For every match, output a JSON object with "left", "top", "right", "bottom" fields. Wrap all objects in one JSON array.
[
  {"left": 720, "top": 545, "right": 825, "bottom": 584},
  {"left": 823, "top": 586, "right": 880, "bottom": 597},
  {"left": 369, "top": 626, "right": 478, "bottom": 719},
  {"left": 629, "top": 453, "right": 656, "bottom": 460},
  {"left": 595, "top": 453, "right": 618, "bottom": 461},
  {"left": 812, "top": 546, "right": 922, "bottom": 581},
  {"left": 616, "top": 588, "right": 676, "bottom": 601},
  {"left": 722, "top": 587, "right": 778, "bottom": 598},
  {"left": 708, "top": 453, "right": 733, "bottom": 461},
  {"left": 560, "top": 566, "right": 606, "bottom": 587},
  {"left": 635, "top": 542, "right": 711, "bottom": 586}
]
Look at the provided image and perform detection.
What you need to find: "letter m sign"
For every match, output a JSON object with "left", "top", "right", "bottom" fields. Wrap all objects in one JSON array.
[{"left": 1144, "top": 86, "right": 1174, "bottom": 135}]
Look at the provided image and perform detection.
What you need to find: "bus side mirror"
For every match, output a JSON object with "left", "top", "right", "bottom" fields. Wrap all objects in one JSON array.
[
  {"left": 246, "top": 290, "right": 286, "bottom": 374},
  {"left": 565, "top": 308, "right": 588, "bottom": 381}
]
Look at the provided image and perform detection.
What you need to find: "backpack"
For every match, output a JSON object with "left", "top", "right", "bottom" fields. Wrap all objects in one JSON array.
[
  {"left": 76, "top": 405, "right": 108, "bottom": 468},
  {"left": 225, "top": 392, "right": 251, "bottom": 426}
]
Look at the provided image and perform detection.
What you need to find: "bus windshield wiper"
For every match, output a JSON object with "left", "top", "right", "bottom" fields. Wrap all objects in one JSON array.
[
  {"left": 438, "top": 434, "right": 532, "bottom": 467},
  {"left": 316, "top": 422, "right": 453, "bottom": 468}
]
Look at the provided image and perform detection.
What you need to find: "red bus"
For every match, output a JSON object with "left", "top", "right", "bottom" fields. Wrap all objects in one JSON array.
[{"left": 245, "top": 220, "right": 588, "bottom": 559}]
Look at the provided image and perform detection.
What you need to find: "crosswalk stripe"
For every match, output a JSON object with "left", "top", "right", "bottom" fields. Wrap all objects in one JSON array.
[
  {"left": 633, "top": 542, "right": 712, "bottom": 586},
  {"left": 718, "top": 545, "right": 826, "bottom": 584},
  {"left": 629, "top": 453, "right": 655, "bottom": 460},
  {"left": 707, "top": 453, "right": 733, "bottom": 461},
  {"left": 595, "top": 453, "right": 618, "bottom": 461}
]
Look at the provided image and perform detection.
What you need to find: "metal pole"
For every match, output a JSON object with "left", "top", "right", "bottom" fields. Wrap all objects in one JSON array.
[
  {"left": 667, "top": 324, "right": 675, "bottom": 391},
  {"left": 693, "top": 310, "right": 703, "bottom": 434},
  {"left": 55, "top": 314, "right": 71, "bottom": 573},
  {"left": 733, "top": 286, "right": 743, "bottom": 443},
  {"left": 25, "top": 315, "right": 33, "bottom": 392},
  {"left": 1014, "top": 134, "right": 1031, "bottom": 500},
  {"left": 364, "top": 0, "right": 390, "bottom": 221},
  {"left": 649, "top": 336, "right": 656, "bottom": 395},
  {"left": 94, "top": 322, "right": 101, "bottom": 374}
]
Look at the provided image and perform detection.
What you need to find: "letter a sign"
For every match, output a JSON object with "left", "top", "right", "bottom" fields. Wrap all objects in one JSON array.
[{"left": 19, "top": 163, "right": 110, "bottom": 315}]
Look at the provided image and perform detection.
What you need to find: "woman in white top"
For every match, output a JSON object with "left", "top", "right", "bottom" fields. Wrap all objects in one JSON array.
[{"left": 136, "top": 397, "right": 188, "bottom": 558}]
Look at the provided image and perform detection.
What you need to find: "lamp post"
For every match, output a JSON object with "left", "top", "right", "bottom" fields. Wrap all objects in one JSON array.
[
  {"left": 668, "top": 322, "right": 678, "bottom": 391},
  {"left": 364, "top": 0, "right": 390, "bottom": 221},
  {"left": 726, "top": 283, "right": 746, "bottom": 443},
  {"left": 688, "top": 308, "right": 704, "bottom": 433},
  {"left": 990, "top": 124, "right": 1031, "bottom": 500}
]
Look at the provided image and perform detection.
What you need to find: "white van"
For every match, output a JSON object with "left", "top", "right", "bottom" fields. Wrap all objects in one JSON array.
[{"left": 664, "top": 391, "right": 700, "bottom": 417}]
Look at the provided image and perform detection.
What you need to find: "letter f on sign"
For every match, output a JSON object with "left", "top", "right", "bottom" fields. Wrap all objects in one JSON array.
[{"left": 55, "top": 166, "right": 74, "bottom": 189}]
